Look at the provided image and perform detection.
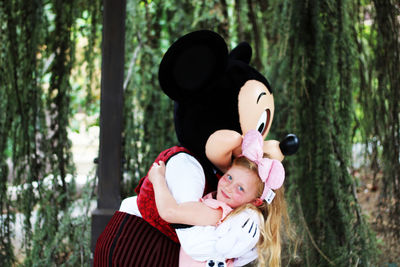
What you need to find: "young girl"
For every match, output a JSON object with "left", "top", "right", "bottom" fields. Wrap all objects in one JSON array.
[{"left": 149, "top": 130, "right": 288, "bottom": 267}]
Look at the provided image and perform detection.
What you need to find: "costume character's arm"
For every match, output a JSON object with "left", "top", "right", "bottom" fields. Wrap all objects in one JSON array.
[
  {"left": 149, "top": 161, "right": 222, "bottom": 226},
  {"left": 233, "top": 248, "right": 258, "bottom": 266},
  {"left": 214, "top": 209, "right": 260, "bottom": 259},
  {"left": 175, "top": 208, "right": 260, "bottom": 265}
]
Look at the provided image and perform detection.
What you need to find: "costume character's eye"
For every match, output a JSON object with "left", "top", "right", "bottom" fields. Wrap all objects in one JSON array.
[{"left": 256, "top": 109, "right": 271, "bottom": 136}]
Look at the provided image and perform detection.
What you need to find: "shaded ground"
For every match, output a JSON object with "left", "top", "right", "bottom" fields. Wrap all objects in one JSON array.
[{"left": 355, "top": 168, "right": 400, "bottom": 265}]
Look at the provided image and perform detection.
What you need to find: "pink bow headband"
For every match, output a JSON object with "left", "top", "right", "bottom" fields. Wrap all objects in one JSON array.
[{"left": 241, "top": 130, "right": 285, "bottom": 204}]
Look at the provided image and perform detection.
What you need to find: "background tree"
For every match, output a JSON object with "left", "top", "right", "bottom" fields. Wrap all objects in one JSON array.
[
  {"left": 356, "top": 0, "right": 400, "bottom": 257},
  {"left": 0, "top": 0, "right": 101, "bottom": 265},
  {"left": 372, "top": 0, "right": 400, "bottom": 238},
  {"left": 263, "top": 0, "right": 377, "bottom": 265}
]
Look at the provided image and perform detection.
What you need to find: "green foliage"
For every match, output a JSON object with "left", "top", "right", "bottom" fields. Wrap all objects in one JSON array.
[
  {"left": 265, "top": 0, "right": 378, "bottom": 265},
  {"left": 369, "top": 0, "right": 400, "bottom": 237},
  {"left": 351, "top": 0, "right": 400, "bottom": 249},
  {"left": 25, "top": 175, "right": 95, "bottom": 267},
  {"left": 0, "top": 0, "right": 101, "bottom": 265}
]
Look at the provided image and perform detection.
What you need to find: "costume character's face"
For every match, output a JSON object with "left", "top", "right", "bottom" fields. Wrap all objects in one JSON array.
[{"left": 204, "top": 78, "right": 276, "bottom": 172}]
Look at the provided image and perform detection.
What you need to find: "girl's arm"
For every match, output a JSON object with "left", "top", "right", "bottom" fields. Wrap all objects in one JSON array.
[{"left": 149, "top": 161, "right": 222, "bottom": 226}]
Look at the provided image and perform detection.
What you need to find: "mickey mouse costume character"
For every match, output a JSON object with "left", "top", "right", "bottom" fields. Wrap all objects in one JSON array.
[{"left": 93, "top": 30, "right": 299, "bottom": 266}]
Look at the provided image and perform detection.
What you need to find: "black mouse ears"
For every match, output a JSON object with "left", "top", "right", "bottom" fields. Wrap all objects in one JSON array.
[
  {"left": 229, "top": 42, "right": 252, "bottom": 64},
  {"left": 159, "top": 30, "right": 228, "bottom": 101},
  {"left": 158, "top": 30, "right": 254, "bottom": 102}
]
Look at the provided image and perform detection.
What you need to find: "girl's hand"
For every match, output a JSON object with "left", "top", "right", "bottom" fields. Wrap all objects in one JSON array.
[{"left": 148, "top": 161, "right": 166, "bottom": 184}]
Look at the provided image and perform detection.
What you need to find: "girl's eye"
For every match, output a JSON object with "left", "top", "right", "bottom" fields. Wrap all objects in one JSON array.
[
  {"left": 227, "top": 175, "right": 233, "bottom": 181},
  {"left": 238, "top": 186, "right": 244, "bottom": 192}
]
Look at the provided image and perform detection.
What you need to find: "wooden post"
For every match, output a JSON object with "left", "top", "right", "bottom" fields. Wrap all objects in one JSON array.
[{"left": 91, "top": 0, "right": 126, "bottom": 256}]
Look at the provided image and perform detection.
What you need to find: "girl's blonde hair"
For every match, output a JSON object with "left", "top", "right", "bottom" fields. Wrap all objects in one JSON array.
[{"left": 226, "top": 156, "right": 291, "bottom": 267}]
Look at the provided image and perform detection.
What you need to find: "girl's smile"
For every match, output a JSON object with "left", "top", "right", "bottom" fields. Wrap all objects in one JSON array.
[{"left": 220, "top": 190, "right": 230, "bottom": 199}]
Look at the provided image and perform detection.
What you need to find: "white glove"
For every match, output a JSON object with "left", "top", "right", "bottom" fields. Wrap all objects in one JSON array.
[
  {"left": 215, "top": 209, "right": 260, "bottom": 259},
  {"left": 233, "top": 247, "right": 258, "bottom": 266}
]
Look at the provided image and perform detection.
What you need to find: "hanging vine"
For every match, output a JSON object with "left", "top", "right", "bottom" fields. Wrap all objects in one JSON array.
[
  {"left": 264, "top": 0, "right": 377, "bottom": 265},
  {"left": 372, "top": 0, "right": 400, "bottom": 238},
  {"left": 0, "top": 0, "right": 101, "bottom": 265}
]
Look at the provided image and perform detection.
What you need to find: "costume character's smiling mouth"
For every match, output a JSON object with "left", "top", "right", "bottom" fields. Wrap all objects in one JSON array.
[{"left": 257, "top": 108, "right": 271, "bottom": 136}]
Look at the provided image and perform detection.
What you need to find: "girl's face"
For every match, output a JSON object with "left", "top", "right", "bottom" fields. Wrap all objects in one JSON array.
[{"left": 216, "top": 165, "right": 259, "bottom": 208}]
